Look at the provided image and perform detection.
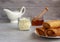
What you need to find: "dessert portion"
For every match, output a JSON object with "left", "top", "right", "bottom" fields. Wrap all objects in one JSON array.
[
  {"left": 43, "top": 20, "right": 60, "bottom": 29},
  {"left": 36, "top": 27, "right": 45, "bottom": 36},
  {"left": 46, "top": 28, "right": 60, "bottom": 36},
  {"left": 35, "top": 20, "right": 60, "bottom": 37}
]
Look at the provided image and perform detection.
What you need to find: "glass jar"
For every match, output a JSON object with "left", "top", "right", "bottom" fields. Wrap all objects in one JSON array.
[
  {"left": 18, "top": 17, "right": 31, "bottom": 31},
  {"left": 31, "top": 17, "right": 44, "bottom": 26}
]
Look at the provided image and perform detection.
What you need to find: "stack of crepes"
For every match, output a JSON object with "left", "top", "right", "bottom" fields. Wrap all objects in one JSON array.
[{"left": 36, "top": 20, "right": 60, "bottom": 37}]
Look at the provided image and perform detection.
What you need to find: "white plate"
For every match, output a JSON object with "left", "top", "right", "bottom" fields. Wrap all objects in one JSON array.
[{"left": 34, "top": 30, "right": 60, "bottom": 38}]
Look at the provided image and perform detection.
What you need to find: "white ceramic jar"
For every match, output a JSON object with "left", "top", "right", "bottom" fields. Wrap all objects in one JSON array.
[{"left": 18, "top": 17, "right": 31, "bottom": 31}]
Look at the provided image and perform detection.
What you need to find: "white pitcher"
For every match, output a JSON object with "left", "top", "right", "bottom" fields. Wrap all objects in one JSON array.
[{"left": 3, "top": 6, "right": 26, "bottom": 23}]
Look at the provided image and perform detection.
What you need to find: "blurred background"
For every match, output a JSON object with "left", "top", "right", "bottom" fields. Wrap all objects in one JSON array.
[{"left": 0, "top": 0, "right": 60, "bottom": 23}]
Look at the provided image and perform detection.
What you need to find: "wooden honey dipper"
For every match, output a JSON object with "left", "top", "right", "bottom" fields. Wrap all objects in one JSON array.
[{"left": 33, "top": 7, "right": 48, "bottom": 20}]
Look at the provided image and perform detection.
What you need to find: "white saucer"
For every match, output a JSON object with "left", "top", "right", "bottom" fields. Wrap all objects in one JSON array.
[{"left": 34, "top": 30, "right": 60, "bottom": 38}]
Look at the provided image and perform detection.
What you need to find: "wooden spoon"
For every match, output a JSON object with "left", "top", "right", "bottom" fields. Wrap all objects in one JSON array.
[{"left": 33, "top": 7, "right": 48, "bottom": 20}]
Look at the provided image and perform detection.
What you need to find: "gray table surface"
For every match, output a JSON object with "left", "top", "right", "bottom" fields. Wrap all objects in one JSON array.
[{"left": 0, "top": 23, "right": 60, "bottom": 42}]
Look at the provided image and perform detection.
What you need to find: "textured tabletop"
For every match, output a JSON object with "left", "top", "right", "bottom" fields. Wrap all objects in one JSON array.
[{"left": 0, "top": 23, "right": 60, "bottom": 42}]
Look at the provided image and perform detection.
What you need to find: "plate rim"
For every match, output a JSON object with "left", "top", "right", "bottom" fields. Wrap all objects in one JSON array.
[{"left": 34, "top": 30, "right": 60, "bottom": 38}]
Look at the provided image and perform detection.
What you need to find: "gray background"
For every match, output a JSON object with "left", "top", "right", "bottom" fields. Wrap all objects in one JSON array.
[{"left": 0, "top": 0, "right": 60, "bottom": 23}]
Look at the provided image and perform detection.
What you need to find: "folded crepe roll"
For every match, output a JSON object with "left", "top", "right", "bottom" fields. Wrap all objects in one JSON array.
[
  {"left": 46, "top": 28, "right": 60, "bottom": 36},
  {"left": 43, "top": 20, "right": 60, "bottom": 29},
  {"left": 36, "top": 27, "right": 45, "bottom": 36}
]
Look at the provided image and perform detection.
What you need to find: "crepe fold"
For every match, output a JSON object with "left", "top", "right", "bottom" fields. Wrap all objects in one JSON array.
[
  {"left": 36, "top": 27, "right": 45, "bottom": 36},
  {"left": 43, "top": 20, "right": 60, "bottom": 29},
  {"left": 46, "top": 28, "right": 60, "bottom": 36}
]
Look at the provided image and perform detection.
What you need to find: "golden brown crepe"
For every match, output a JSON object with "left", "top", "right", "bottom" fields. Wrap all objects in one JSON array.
[
  {"left": 46, "top": 28, "right": 60, "bottom": 36},
  {"left": 43, "top": 20, "right": 60, "bottom": 29},
  {"left": 36, "top": 27, "right": 45, "bottom": 36}
]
